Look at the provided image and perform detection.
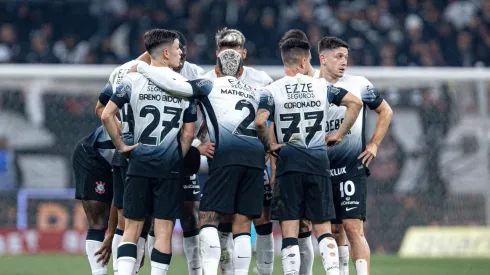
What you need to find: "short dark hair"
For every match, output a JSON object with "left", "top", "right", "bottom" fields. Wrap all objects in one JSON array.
[
  {"left": 278, "top": 29, "right": 308, "bottom": 48},
  {"left": 280, "top": 38, "right": 311, "bottom": 66},
  {"left": 318, "top": 36, "right": 349, "bottom": 53},
  {"left": 215, "top": 28, "right": 246, "bottom": 49},
  {"left": 172, "top": 30, "right": 187, "bottom": 48},
  {"left": 144, "top": 29, "right": 178, "bottom": 57}
]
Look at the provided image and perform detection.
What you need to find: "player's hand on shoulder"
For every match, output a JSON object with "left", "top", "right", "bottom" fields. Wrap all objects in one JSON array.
[
  {"left": 119, "top": 143, "right": 139, "bottom": 159},
  {"left": 198, "top": 141, "right": 215, "bottom": 159},
  {"left": 358, "top": 141, "right": 378, "bottom": 167},
  {"left": 326, "top": 133, "right": 343, "bottom": 148}
]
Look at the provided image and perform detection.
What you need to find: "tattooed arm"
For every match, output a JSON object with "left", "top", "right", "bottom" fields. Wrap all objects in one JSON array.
[{"left": 255, "top": 108, "right": 272, "bottom": 152}]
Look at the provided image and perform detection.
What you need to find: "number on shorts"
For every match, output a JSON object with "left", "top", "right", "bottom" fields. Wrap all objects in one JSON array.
[{"left": 340, "top": 180, "right": 355, "bottom": 198}]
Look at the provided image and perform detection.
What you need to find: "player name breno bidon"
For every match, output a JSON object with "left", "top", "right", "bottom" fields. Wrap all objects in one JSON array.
[{"left": 139, "top": 82, "right": 184, "bottom": 103}]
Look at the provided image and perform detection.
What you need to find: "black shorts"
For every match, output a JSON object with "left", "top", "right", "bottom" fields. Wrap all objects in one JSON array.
[
  {"left": 331, "top": 173, "right": 367, "bottom": 224},
  {"left": 113, "top": 166, "right": 127, "bottom": 209},
  {"left": 74, "top": 164, "right": 113, "bottom": 205},
  {"left": 200, "top": 165, "right": 263, "bottom": 218},
  {"left": 271, "top": 172, "right": 335, "bottom": 222},
  {"left": 123, "top": 176, "right": 183, "bottom": 220},
  {"left": 263, "top": 169, "right": 272, "bottom": 207},
  {"left": 182, "top": 174, "right": 200, "bottom": 202}
]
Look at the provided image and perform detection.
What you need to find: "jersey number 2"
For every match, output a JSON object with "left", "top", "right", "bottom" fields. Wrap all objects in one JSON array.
[
  {"left": 280, "top": 111, "right": 323, "bottom": 145},
  {"left": 233, "top": 100, "right": 257, "bottom": 137},
  {"left": 139, "top": 105, "right": 182, "bottom": 145}
]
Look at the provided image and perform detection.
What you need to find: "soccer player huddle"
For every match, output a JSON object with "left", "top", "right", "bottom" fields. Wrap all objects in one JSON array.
[{"left": 73, "top": 27, "right": 393, "bottom": 275}]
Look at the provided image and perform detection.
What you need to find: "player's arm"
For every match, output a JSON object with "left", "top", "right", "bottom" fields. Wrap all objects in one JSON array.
[
  {"left": 136, "top": 62, "right": 213, "bottom": 98},
  {"left": 255, "top": 89, "right": 283, "bottom": 156},
  {"left": 268, "top": 121, "right": 277, "bottom": 187},
  {"left": 96, "top": 78, "right": 122, "bottom": 134},
  {"left": 101, "top": 78, "right": 138, "bottom": 157},
  {"left": 95, "top": 81, "right": 113, "bottom": 119},
  {"left": 180, "top": 100, "right": 198, "bottom": 156},
  {"left": 358, "top": 82, "right": 393, "bottom": 166},
  {"left": 326, "top": 86, "right": 363, "bottom": 146},
  {"left": 94, "top": 200, "right": 118, "bottom": 266},
  {"left": 136, "top": 52, "right": 151, "bottom": 64}
]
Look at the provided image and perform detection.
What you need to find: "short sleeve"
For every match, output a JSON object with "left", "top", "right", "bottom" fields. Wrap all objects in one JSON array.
[
  {"left": 258, "top": 88, "right": 275, "bottom": 116},
  {"left": 110, "top": 77, "right": 132, "bottom": 109},
  {"left": 327, "top": 85, "right": 348, "bottom": 106},
  {"left": 187, "top": 78, "right": 213, "bottom": 97},
  {"left": 360, "top": 78, "right": 383, "bottom": 110},
  {"left": 183, "top": 99, "right": 198, "bottom": 123},
  {"left": 98, "top": 81, "right": 113, "bottom": 106}
]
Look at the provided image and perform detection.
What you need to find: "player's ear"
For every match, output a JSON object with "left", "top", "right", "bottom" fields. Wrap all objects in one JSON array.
[
  {"left": 242, "top": 48, "right": 247, "bottom": 60},
  {"left": 163, "top": 48, "right": 169, "bottom": 59},
  {"left": 319, "top": 53, "right": 326, "bottom": 66},
  {"left": 216, "top": 50, "right": 219, "bottom": 57},
  {"left": 300, "top": 57, "right": 307, "bottom": 70}
]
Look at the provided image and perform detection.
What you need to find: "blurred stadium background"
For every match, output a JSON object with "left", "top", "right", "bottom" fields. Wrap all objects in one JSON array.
[{"left": 1, "top": 0, "right": 490, "bottom": 274}]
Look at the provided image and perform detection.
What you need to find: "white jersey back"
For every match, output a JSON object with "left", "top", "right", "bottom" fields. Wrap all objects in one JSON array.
[
  {"left": 259, "top": 73, "right": 347, "bottom": 177},
  {"left": 99, "top": 60, "right": 140, "bottom": 166},
  {"left": 109, "top": 60, "right": 141, "bottom": 136},
  {"left": 194, "top": 76, "right": 265, "bottom": 170},
  {"left": 203, "top": 66, "right": 273, "bottom": 88},
  {"left": 111, "top": 67, "right": 196, "bottom": 178}
]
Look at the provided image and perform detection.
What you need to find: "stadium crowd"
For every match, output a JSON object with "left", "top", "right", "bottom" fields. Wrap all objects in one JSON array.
[{"left": 0, "top": 0, "right": 489, "bottom": 66}]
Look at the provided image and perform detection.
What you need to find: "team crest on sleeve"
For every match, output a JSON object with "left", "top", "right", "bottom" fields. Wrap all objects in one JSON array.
[
  {"left": 329, "top": 85, "right": 340, "bottom": 95},
  {"left": 191, "top": 102, "right": 197, "bottom": 114},
  {"left": 267, "top": 94, "right": 274, "bottom": 106},
  {"left": 366, "top": 85, "right": 378, "bottom": 97},
  {"left": 196, "top": 79, "right": 212, "bottom": 87},
  {"left": 117, "top": 84, "right": 130, "bottom": 97},
  {"left": 95, "top": 181, "right": 106, "bottom": 194}
]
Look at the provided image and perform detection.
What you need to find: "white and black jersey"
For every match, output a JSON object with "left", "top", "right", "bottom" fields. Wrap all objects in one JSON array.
[
  {"left": 99, "top": 60, "right": 141, "bottom": 166},
  {"left": 323, "top": 74, "right": 383, "bottom": 178},
  {"left": 75, "top": 125, "right": 115, "bottom": 170},
  {"left": 135, "top": 63, "right": 266, "bottom": 171},
  {"left": 180, "top": 61, "right": 206, "bottom": 135},
  {"left": 110, "top": 67, "right": 197, "bottom": 178},
  {"left": 258, "top": 73, "right": 348, "bottom": 177},
  {"left": 180, "top": 61, "right": 205, "bottom": 81},
  {"left": 191, "top": 77, "right": 265, "bottom": 171}
]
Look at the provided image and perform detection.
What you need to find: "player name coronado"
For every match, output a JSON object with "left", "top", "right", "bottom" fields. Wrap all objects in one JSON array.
[
  {"left": 221, "top": 89, "right": 257, "bottom": 100},
  {"left": 284, "top": 100, "right": 321, "bottom": 109},
  {"left": 139, "top": 93, "right": 183, "bottom": 103}
]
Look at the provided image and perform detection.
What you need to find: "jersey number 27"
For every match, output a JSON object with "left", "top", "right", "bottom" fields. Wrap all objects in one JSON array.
[{"left": 139, "top": 105, "right": 182, "bottom": 145}]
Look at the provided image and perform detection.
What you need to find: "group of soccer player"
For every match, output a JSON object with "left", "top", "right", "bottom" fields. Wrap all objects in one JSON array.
[{"left": 73, "top": 26, "right": 392, "bottom": 275}]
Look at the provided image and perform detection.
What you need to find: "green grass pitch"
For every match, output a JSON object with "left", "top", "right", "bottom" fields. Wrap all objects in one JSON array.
[{"left": 1, "top": 254, "right": 489, "bottom": 275}]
